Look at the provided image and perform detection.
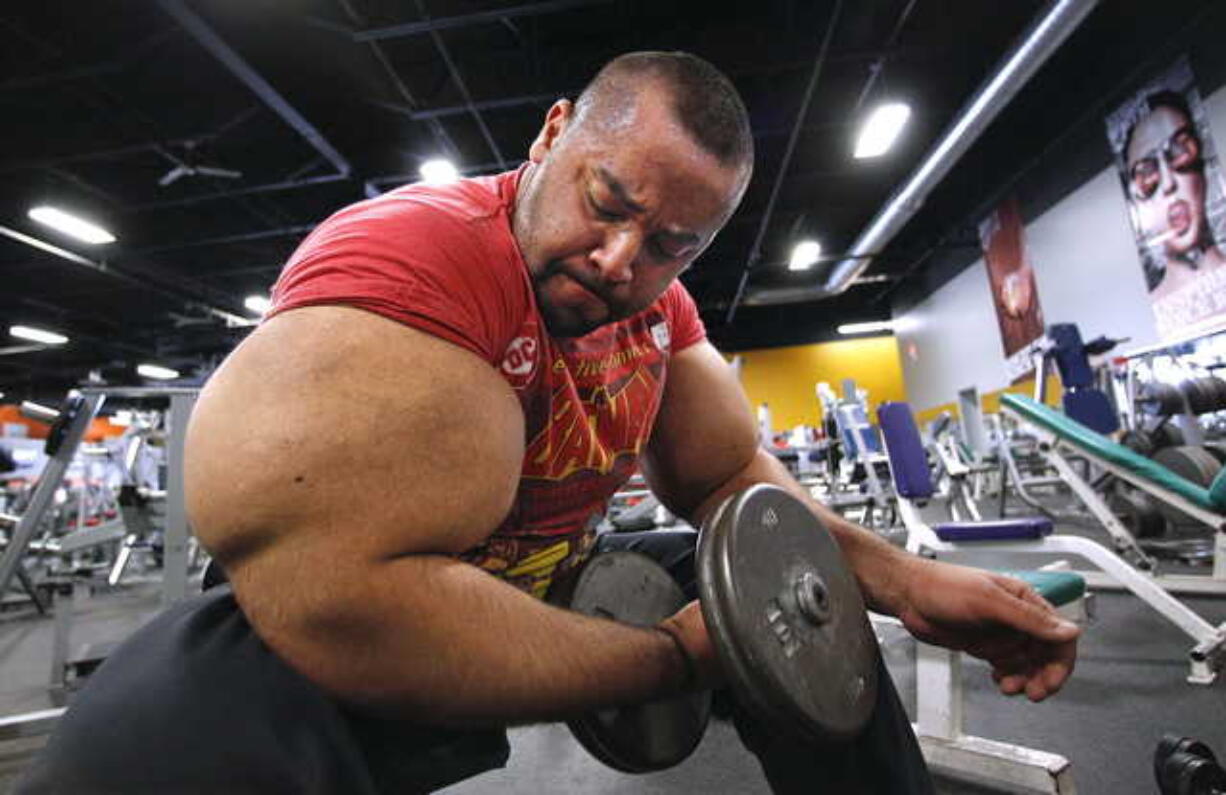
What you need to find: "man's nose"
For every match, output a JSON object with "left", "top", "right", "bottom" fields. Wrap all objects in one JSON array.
[
  {"left": 1159, "top": 158, "right": 1178, "bottom": 195},
  {"left": 590, "top": 228, "right": 640, "bottom": 283}
]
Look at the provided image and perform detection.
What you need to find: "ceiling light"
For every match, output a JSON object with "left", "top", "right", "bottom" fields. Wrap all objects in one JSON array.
[
  {"left": 837, "top": 320, "right": 895, "bottom": 335},
  {"left": 137, "top": 363, "right": 180, "bottom": 380},
  {"left": 854, "top": 103, "right": 911, "bottom": 159},
  {"left": 27, "top": 206, "right": 116, "bottom": 245},
  {"left": 419, "top": 159, "right": 459, "bottom": 185},
  {"left": 789, "top": 240, "right": 822, "bottom": 271},
  {"left": 10, "top": 325, "right": 69, "bottom": 345},
  {"left": 244, "top": 295, "right": 272, "bottom": 315}
]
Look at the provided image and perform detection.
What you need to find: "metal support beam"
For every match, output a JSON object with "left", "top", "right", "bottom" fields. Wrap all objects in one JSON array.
[
  {"left": 133, "top": 224, "right": 315, "bottom": 254},
  {"left": 353, "top": 0, "right": 612, "bottom": 41},
  {"left": 724, "top": 0, "right": 846, "bottom": 325},
  {"left": 161, "top": 391, "right": 198, "bottom": 604},
  {"left": 127, "top": 173, "right": 350, "bottom": 212},
  {"left": 414, "top": 0, "right": 507, "bottom": 170},
  {"left": 158, "top": 0, "right": 352, "bottom": 176},
  {"left": 823, "top": 0, "right": 1099, "bottom": 295},
  {"left": 0, "top": 224, "right": 250, "bottom": 325},
  {"left": 396, "top": 92, "right": 562, "bottom": 121}
]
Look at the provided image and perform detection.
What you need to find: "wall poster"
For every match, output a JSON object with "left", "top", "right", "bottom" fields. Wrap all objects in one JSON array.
[
  {"left": 980, "top": 197, "right": 1045, "bottom": 381},
  {"left": 1106, "top": 56, "right": 1226, "bottom": 341}
]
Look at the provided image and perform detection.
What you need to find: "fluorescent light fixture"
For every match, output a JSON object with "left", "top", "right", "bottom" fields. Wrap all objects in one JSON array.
[
  {"left": 854, "top": 103, "right": 911, "bottom": 159},
  {"left": 788, "top": 240, "right": 822, "bottom": 271},
  {"left": 419, "top": 159, "right": 459, "bottom": 185},
  {"left": 27, "top": 206, "right": 116, "bottom": 245},
  {"left": 10, "top": 325, "right": 68, "bottom": 345},
  {"left": 244, "top": 295, "right": 272, "bottom": 315},
  {"left": 137, "top": 363, "right": 180, "bottom": 380},
  {"left": 837, "top": 320, "right": 895, "bottom": 335}
]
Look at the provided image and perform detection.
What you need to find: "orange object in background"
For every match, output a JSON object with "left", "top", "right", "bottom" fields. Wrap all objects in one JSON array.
[{"left": 0, "top": 404, "right": 127, "bottom": 443}]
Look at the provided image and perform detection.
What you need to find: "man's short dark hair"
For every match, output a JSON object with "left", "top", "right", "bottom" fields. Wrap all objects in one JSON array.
[{"left": 575, "top": 51, "right": 754, "bottom": 170}]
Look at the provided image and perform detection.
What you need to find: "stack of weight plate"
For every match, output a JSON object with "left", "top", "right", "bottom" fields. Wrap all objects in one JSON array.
[
  {"left": 1138, "top": 382, "right": 1186, "bottom": 416},
  {"left": 1178, "top": 377, "right": 1226, "bottom": 415}
]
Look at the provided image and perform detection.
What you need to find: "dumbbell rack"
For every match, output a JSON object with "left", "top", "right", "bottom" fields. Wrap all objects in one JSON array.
[
  {"left": 0, "top": 387, "right": 201, "bottom": 749},
  {"left": 0, "top": 391, "right": 105, "bottom": 603}
]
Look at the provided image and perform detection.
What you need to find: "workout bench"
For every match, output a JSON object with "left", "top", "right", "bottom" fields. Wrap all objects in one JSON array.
[{"left": 874, "top": 402, "right": 1088, "bottom": 793}]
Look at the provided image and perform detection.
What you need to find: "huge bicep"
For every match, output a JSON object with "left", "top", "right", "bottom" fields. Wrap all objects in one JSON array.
[
  {"left": 185, "top": 305, "right": 524, "bottom": 567},
  {"left": 641, "top": 342, "right": 758, "bottom": 516}
]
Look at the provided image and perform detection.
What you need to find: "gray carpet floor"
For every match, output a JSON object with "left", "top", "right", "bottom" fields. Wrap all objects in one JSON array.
[{"left": 1, "top": 512, "right": 1224, "bottom": 794}]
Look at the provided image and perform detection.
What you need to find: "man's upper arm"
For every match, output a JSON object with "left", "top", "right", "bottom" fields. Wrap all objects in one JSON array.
[
  {"left": 185, "top": 305, "right": 524, "bottom": 574},
  {"left": 640, "top": 341, "right": 759, "bottom": 519}
]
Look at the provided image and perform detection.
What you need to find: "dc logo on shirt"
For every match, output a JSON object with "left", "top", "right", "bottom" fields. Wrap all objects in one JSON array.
[
  {"left": 650, "top": 322, "right": 670, "bottom": 352},
  {"left": 500, "top": 335, "right": 539, "bottom": 384}
]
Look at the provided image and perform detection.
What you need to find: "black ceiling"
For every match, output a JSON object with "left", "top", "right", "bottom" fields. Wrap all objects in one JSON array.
[{"left": 0, "top": 0, "right": 1219, "bottom": 401}]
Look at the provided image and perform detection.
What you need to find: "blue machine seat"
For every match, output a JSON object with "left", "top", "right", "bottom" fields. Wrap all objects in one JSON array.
[{"left": 933, "top": 517, "right": 1054, "bottom": 542}]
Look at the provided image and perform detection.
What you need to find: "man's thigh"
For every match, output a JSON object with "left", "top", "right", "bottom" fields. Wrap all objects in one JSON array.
[{"left": 18, "top": 588, "right": 508, "bottom": 795}]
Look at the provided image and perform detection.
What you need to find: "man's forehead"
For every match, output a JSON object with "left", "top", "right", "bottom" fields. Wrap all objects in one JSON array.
[{"left": 591, "top": 157, "right": 735, "bottom": 233}]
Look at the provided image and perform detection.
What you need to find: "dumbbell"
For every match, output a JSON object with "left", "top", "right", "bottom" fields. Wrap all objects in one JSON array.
[
  {"left": 1155, "top": 735, "right": 1226, "bottom": 795},
  {"left": 562, "top": 484, "right": 879, "bottom": 772}
]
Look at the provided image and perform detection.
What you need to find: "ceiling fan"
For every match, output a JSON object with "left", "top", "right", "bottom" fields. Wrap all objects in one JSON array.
[{"left": 157, "top": 140, "right": 243, "bottom": 187}]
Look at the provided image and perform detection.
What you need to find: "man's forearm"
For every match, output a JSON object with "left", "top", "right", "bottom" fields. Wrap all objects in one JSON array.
[
  {"left": 684, "top": 448, "right": 913, "bottom": 615},
  {"left": 233, "top": 553, "right": 688, "bottom": 726}
]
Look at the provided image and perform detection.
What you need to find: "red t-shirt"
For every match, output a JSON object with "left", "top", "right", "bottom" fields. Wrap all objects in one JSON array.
[{"left": 270, "top": 167, "right": 706, "bottom": 597}]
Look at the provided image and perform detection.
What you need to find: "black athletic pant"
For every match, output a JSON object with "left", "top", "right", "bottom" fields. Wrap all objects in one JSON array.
[{"left": 18, "top": 530, "right": 933, "bottom": 794}]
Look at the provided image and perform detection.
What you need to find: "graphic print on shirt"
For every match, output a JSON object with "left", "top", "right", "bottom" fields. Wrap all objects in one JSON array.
[{"left": 462, "top": 309, "right": 672, "bottom": 597}]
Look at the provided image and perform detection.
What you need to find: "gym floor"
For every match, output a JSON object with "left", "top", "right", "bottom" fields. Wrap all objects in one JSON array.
[{"left": 0, "top": 511, "right": 1223, "bottom": 794}]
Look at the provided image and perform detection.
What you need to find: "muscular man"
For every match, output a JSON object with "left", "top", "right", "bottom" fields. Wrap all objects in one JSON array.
[{"left": 20, "top": 52, "right": 1077, "bottom": 794}]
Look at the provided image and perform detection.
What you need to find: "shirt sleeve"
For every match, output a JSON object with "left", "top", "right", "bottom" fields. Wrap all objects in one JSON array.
[
  {"left": 660, "top": 280, "right": 707, "bottom": 353},
  {"left": 267, "top": 194, "right": 529, "bottom": 365}
]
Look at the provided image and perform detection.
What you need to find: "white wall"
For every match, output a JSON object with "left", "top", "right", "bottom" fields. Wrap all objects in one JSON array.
[{"left": 895, "top": 81, "right": 1226, "bottom": 412}]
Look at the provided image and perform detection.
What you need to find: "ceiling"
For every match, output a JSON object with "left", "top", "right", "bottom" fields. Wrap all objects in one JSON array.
[{"left": 0, "top": 0, "right": 1219, "bottom": 401}]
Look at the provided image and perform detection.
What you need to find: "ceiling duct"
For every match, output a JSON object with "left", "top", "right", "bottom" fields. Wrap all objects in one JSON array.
[{"left": 741, "top": 0, "right": 1099, "bottom": 309}]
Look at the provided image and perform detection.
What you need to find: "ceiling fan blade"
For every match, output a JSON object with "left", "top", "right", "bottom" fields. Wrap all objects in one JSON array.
[
  {"left": 158, "top": 165, "right": 190, "bottom": 187},
  {"left": 195, "top": 166, "right": 242, "bottom": 180}
]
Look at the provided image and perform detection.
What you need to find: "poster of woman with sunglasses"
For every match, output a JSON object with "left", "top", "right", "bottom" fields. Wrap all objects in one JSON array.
[{"left": 1106, "top": 56, "right": 1226, "bottom": 341}]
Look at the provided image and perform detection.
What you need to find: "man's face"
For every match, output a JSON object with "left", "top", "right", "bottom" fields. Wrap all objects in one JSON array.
[
  {"left": 1126, "top": 105, "right": 1207, "bottom": 258},
  {"left": 514, "top": 88, "right": 747, "bottom": 338}
]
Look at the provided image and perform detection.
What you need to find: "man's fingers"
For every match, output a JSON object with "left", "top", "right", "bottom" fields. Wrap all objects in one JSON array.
[{"left": 986, "top": 578, "right": 1081, "bottom": 643}]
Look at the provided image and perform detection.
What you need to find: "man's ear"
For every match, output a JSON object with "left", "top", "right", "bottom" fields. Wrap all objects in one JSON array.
[{"left": 528, "top": 99, "right": 574, "bottom": 163}]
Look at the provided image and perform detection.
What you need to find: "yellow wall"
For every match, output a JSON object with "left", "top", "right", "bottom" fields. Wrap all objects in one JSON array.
[
  {"left": 912, "top": 373, "right": 1064, "bottom": 427},
  {"left": 732, "top": 335, "right": 907, "bottom": 431}
]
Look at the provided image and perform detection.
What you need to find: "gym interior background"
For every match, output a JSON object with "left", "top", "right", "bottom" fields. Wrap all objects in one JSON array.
[{"left": 3, "top": 1, "right": 1226, "bottom": 793}]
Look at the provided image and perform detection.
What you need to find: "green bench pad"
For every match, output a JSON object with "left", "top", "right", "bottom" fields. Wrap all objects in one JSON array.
[
  {"left": 998, "top": 570, "right": 1086, "bottom": 607},
  {"left": 999, "top": 392, "right": 1226, "bottom": 512}
]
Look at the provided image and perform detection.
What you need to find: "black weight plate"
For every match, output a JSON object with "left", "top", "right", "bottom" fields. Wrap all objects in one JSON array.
[
  {"left": 1154, "top": 446, "right": 1221, "bottom": 488},
  {"left": 1214, "top": 377, "right": 1226, "bottom": 412},
  {"left": 1172, "top": 753, "right": 1226, "bottom": 795},
  {"left": 1203, "top": 442, "right": 1226, "bottom": 466},
  {"left": 1181, "top": 381, "right": 1205, "bottom": 414},
  {"left": 1199, "top": 378, "right": 1219, "bottom": 414},
  {"left": 1121, "top": 430, "right": 1156, "bottom": 458},
  {"left": 566, "top": 551, "right": 711, "bottom": 773},
  {"left": 1110, "top": 490, "right": 1167, "bottom": 539},
  {"left": 1152, "top": 424, "right": 1186, "bottom": 450},
  {"left": 696, "top": 484, "right": 878, "bottom": 742},
  {"left": 1192, "top": 380, "right": 1210, "bottom": 414}
]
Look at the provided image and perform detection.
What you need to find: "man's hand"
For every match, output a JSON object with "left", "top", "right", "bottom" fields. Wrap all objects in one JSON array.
[{"left": 894, "top": 558, "right": 1080, "bottom": 702}]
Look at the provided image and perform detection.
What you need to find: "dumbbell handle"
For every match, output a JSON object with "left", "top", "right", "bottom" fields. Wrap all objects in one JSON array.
[{"left": 18, "top": 401, "right": 60, "bottom": 425}]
